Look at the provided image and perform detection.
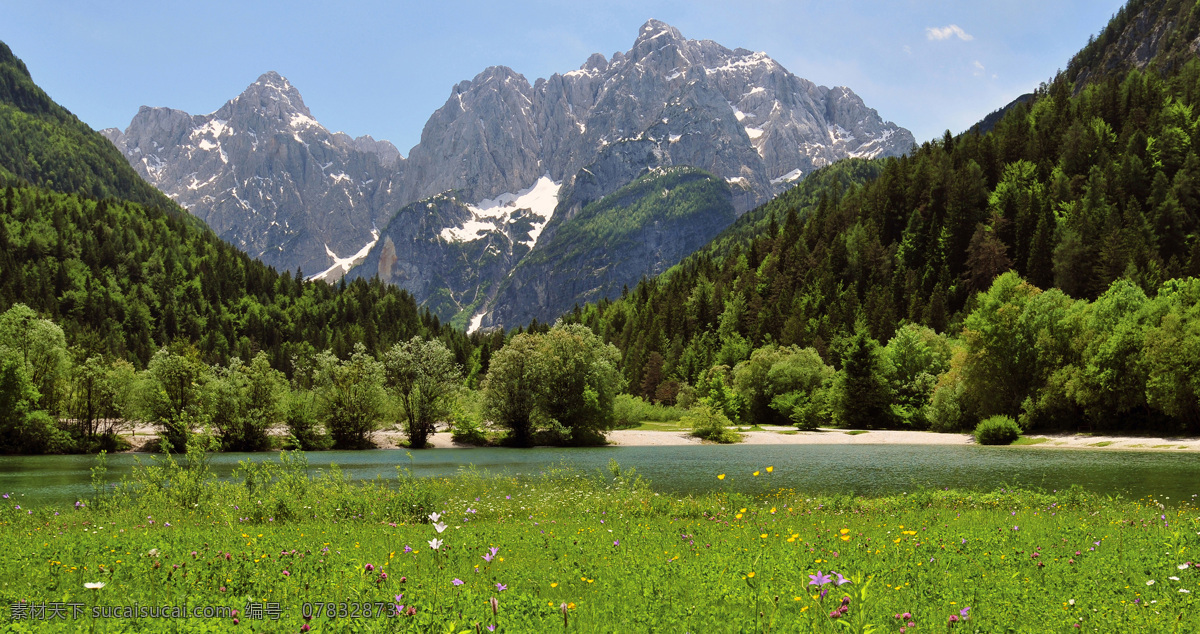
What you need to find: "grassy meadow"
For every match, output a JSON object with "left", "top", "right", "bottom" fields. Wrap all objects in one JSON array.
[{"left": 0, "top": 449, "right": 1197, "bottom": 632}]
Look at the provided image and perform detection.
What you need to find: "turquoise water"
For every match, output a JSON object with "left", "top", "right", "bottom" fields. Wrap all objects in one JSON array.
[{"left": 1, "top": 444, "right": 1197, "bottom": 507}]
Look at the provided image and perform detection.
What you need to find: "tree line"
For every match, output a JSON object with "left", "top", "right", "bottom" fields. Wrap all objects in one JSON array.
[{"left": 0, "top": 302, "right": 624, "bottom": 454}]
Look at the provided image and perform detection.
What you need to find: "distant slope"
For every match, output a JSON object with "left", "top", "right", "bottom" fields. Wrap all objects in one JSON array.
[
  {"left": 1066, "top": 0, "right": 1200, "bottom": 88},
  {"left": 0, "top": 42, "right": 185, "bottom": 214},
  {"left": 482, "top": 167, "right": 737, "bottom": 329}
]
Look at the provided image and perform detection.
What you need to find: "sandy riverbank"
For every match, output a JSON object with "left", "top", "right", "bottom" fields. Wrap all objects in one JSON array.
[{"left": 117, "top": 425, "right": 1200, "bottom": 452}]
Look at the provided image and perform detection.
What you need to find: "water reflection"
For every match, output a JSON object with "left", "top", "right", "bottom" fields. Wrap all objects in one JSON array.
[{"left": 0, "top": 444, "right": 1196, "bottom": 507}]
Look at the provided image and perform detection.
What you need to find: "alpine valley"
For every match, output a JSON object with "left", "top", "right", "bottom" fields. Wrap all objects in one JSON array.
[{"left": 102, "top": 20, "right": 913, "bottom": 329}]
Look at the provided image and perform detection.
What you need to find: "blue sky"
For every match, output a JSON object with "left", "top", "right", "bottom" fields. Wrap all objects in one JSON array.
[{"left": 4, "top": 0, "right": 1126, "bottom": 155}]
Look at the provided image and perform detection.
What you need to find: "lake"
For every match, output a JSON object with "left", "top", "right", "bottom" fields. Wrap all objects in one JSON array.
[{"left": 1, "top": 444, "right": 1197, "bottom": 507}]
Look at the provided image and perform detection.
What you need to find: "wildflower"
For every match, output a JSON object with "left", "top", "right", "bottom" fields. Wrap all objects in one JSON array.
[
  {"left": 490, "top": 596, "right": 499, "bottom": 616},
  {"left": 429, "top": 512, "right": 441, "bottom": 522},
  {"left": 949, "top": 615, "right": 959, "bottom": 624},
  {"left": 428, "top": 538, "right": 443, "bottom": 551},
  {"left": 434, "top": 522, "right": 448, "bottom": 534},
  {"left": 365, "top": 564, "right": 375, "bottom": 573},
  {"left": 1180, "top": 564, "right": 1191, "bottom": 570},
  {"left": 766, "top": 466, "right": 773, "bottom": 473},
  {"left": 834, "top": 572, "right": 850, "bottom": 586},
  {"left": 496, "top": 583, "right": 507, "bottom": 591},
  {"left": 809, "top": 571, "right": 832, "bottom": 586},
  {"left": 301, "top": 625, "right": 310, "bottom": 632},
  {"left": 960, "top": 607, "right": 971, "bottom": 618},
  {"left": 453, "top": 578, "right": 464, "bottom": 586},
  {"left": 282, "top": 570, "right": 290, "bottom": 577},
  {"left": 753, "top": 471, "right": 760, "bottom": 476},
  {"left": 487, "top": 626, "right": 496, "bottom": 632},
  {"left": 613, "top": 540, "right": 620, "bottom": 546},
  {"left": 83, "top": 582, "right": 105, "bottom": 589},
  {"left": 551, "top": 582, "right": 558, "bottom": 588},
  {"left": 717, "top": 474, "right": 725, "bottom": 480},
  {"left": 1147, "top": 580, "right": 1155, "bottom": 586}
]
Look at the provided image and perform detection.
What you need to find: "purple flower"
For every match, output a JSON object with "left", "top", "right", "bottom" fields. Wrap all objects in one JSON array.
[
  {"left": 365, "top": 564, "right": 375, "bottom": 572},
  {"left": 404, "top": 545, "right": 412, "bottom": 553},
  {"left": 808, "top": 570, "right": 832, "bottom": 586},
  {"left": 960, "top": 607, "right": 971, "bottom": 618},
  {"left": 482, "top": 553, "right": 493, "bottom": 562},
  {"left": 949, "top": 615, "right": 959, "bottom": 623},
  {"left": 452, "top": 578, "right": 464, "bottom": 586},
  {"left": 613, "top": 540, "right": 620, "bottom": 546},
  {"left": 495, "top": 583, "right": 507, "bottom": 591},
  {"left": 487, "top": 626, "right": 496, "bottom": 632},
  {"left": 833, "top": 572, "right": 850, "bottom": 585}
]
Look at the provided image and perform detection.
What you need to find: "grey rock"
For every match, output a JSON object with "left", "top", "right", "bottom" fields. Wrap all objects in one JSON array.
[{"left": 105, "top": 72, "right": 405, "bottom": 276}]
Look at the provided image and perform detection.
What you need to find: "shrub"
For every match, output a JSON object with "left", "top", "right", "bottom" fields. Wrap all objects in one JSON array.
[
  {"left": 974, "top": 415, "right": 1021, "bottom": 445},
  {"left": 612, "top": 394, "right": 685, "bottom": 428},
  {"left": 684, "top": 403, "right": 741, "bottom": 444}
]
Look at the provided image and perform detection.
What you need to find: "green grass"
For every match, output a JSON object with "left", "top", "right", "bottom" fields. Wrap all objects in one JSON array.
[
  {"left": 630, "top": 421, "right": 689, "bottom": 432},
  {"left": 1011, "top": 437, "right": 1050, "bottom": 446},
  {"left": 843, "top": 430, "right": 869, "bottom": 436},
  {"left": 1, "top": 450, "right": 1197, "bottom": 632},
  {"left": 1089, "top": 441, "right": 1115, "bottom": 447},
  {"left": 775, "top": 431, "right": 799, "bottom": 436}
]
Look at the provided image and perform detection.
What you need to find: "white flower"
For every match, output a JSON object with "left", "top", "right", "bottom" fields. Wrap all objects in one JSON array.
[
  {"left": 1147, "top": 580, "right": 1156, "bottom": 586},
  {"left": 1180, "top": 589, "right": 1191, "bottom": 594},
  {"left": 1068, "top": 599, "right": 1075, "bottom": 605},
  {"left": 434, "top": 522, "right": 447, "bottom": 534},
  {"left": 1170, "top": 576, "right": 1181, "bottom": 581},
  {"left": 1180, "top": 564, "right": 1191, "bottom": 570},
  {"left": 84, "top": 582, "right": 105, "bottom": 590},
  {"left": 428, "top": 538, "right": 443, "bottom": 551},
  {"left": 147, "top": 548, "right": 159, "bottom": 557},
  {"left": 428, "top": 512, "right": 441, "bottom": 523}
]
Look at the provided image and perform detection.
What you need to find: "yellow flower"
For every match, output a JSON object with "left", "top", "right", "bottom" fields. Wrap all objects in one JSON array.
[
  {"left": 717, "top": 474, "right": 725, "bottom": 480},
  {"left": 735, "top": 514, "right": 743, "bottom": 520},
  {"left": 840, "top": 536, "right": 850, "bottom": 541},
  {"left": 551, "top": 582, "right": 558, "bottom": 588},
  {"left": 746, "top": 571, "right": 755, "bottom": 578},
  {"left": 740, "top": 508, "right": 747, "bottom": 513},
  {"left": 840, "top": 529, "right": 850, "bottom": 535},
  {"left": 567, "top": 603, "right": 576, "bottom": 609},
  {"left": 760, "top": 533, "right": 768, "bottom": 539},
  {"left": 766, "top": 466, "right": 774, "bottom": 473},
  {"left": 753, "top": 471, "right": 760, "bottom": 476}
]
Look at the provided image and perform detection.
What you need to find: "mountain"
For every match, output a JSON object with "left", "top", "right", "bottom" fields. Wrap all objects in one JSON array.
[
  {"left": 102, "top": 72, "right": 405, "bottom": 276},
  {"left": 104, "top": 20, "right": 913, "bottom": 327},
  {"left": 395, "top": 19, "right": 913, "bottom": 212}
]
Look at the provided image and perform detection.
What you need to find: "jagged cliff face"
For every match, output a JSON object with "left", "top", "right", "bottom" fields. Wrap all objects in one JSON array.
[
  {"left": 1067, "top": 0, "right": 1200, "bottom": 90},
  {"left": 398, "top": 19, "right": 914, "bottom": 211},
  {"left": 105, "top": 20, "right": 914, "bottom": 327},
  {"left": 102, "top": 72, "right": 404, "bottom": 277}
]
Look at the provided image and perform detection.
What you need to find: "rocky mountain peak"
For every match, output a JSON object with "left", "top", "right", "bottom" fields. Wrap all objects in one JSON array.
[{"left": 228, "top": 71, "right": 312, "bottom": 120}]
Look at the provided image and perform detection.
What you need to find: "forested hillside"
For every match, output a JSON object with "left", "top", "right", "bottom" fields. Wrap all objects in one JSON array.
[{"left": 564, "top": 7, "right": 1200, "bottom": 434}]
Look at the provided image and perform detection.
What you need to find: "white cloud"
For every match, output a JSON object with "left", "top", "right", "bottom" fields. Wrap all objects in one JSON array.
[
  {"left": 973, "top": 60, "right": 985, "bottom": 76},
  {"left": 926, "top": 25, "right": 973, "bottom": 41},
  {"left": 903, "top": 45, "right": 912, "bottom": 55}
]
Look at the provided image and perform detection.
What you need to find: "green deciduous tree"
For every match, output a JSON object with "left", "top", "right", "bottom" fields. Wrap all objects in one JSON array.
[
  {"left": 383, "top": 336, "right": 462, "bottom": 449},
  {"left": 313, "top": 343, "right": 386, "bottom": 449}
]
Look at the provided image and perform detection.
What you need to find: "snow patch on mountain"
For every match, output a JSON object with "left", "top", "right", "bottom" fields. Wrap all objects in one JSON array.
[
  {"left": 439, "top": 175, "right": 561, "bottom": 248},
  {"left": 311, "top": 228, "right": 380, "bottom": 282}
]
